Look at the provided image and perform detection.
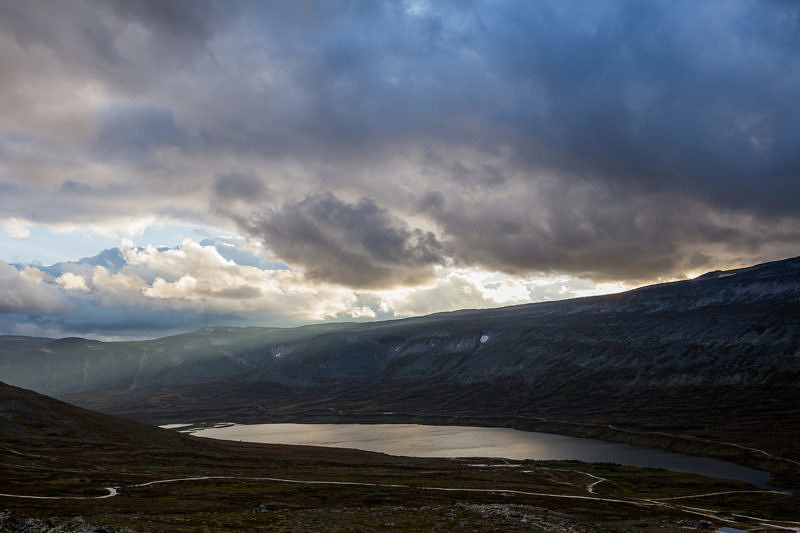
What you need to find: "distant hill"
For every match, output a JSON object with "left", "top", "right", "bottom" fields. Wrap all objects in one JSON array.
[{"left": 0, "top": 336, "right": 52, "bottom": 355}]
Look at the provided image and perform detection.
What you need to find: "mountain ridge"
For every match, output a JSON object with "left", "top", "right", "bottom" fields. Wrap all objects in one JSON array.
[
  {"left": 9, "top": 253, "right": 799, "bottom": 339},
  {"left": 1, "top": 255, "right": 798, "bottom": 396}
]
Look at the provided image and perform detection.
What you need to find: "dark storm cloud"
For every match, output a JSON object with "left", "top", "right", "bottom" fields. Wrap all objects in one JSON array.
[
  {"left": 483, "top": 1, "right": 800, "bottom": 216},
  {"left": 234, "top": 193, "right": 446, "bottom": 288},
  {"left": 0, "top": 0, "right": 224, "bottom": 95},
  {"left": 200, "top": 0, "right": 800, "bottom": 212},
  {"left": 94, "top": 106, "right": 188, "bottom": 159},
  {"left": 3, "top": 0, "right": 800, "bottom": 285},
  {"left": 106, "top": 0, "right": 223, "bottom": 47},
  {"left": 418, "top": 185, "right": 800, "bottom": 282},
  {"left": 213, "top": 173, "right": 266, "bottom": 201},
  {"left": 225, "top": 0, "right": 800, "bottom": 280}
]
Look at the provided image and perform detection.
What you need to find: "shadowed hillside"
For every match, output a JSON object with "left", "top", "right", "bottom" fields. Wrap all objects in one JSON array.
[
  {"left": 2, "top": 256, "right": 799, "bottom": 483},
  {"left": 2, "top": 381, "right": 798, "bottom": 531},
  {"left": 0, "top": 380, "right": 189, "bottom": 449}
]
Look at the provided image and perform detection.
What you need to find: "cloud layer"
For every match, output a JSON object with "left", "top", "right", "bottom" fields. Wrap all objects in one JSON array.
[
  {"left": 234, "top": 193, "right": 446, "bottom": 288},
  {"left": 0, "top": 239, "right": 626, "bottom": 338},
  {"left": 2, "top": 1, "right": 800, "bottom": 296}
]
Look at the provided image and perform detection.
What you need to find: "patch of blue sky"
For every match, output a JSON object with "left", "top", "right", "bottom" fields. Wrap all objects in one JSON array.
[{"left": 1, "top": 221, "right": 229, "bottom": 266}]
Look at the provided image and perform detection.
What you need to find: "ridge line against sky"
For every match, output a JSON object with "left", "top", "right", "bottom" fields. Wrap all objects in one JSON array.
[{"left": 1, "top": 1, "right": 799, "bottom": 338}]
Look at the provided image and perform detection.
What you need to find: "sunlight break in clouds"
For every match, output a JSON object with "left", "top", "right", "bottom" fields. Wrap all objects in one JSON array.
[
  {"left": 2, "top": 1, "right": 800, "bottom": 336},
  {"left": 0, "top": 238, "right": 638, "bottom": 338}
]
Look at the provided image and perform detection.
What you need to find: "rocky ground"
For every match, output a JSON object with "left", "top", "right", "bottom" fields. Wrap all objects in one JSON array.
[
  {"left": 0, "top": 505, "right": 720, "bottom": 533},
  {"left": 0, "top": 512, "right": 134, "bottom": 533}
]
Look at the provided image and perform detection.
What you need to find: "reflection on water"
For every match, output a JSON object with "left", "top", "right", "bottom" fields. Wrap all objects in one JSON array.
[{"left": 185, "top": 422, "right": 771, "bottom": 488}]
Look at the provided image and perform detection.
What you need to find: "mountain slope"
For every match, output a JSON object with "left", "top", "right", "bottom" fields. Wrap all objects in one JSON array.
[
  {"left": 1, "top": 256, "right": 799, "bottom": 481},
  {"left": 7, "top": 381, "right": 794, "bottom": 531},
  {"left": 2, "top": 255, "right": 798, "bottom": 398},
  {"left": 0, "top": 380, "right": 189, "bottom": 448}
]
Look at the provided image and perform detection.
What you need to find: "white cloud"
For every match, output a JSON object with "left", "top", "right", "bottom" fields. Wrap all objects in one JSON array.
[
  {"left": 0, "top": 237, "right": 644, "bottom": 337},
  {"left": 350, "top": 306, "right": 377, "bottom": 319},
  {"left": 0, "top": 261, "right": 69, "bottom": 314},
  {"left": 91, "top": 267, "right": 147, "bottom": 292},
  {"left": 55, "top": 272, "right": 90, "bottom": 291},
  {"left": 378, "top": 274, "right": 495, "bottom": 317},
  {"left": 19, "top": 266, "right": 47, "bottom": 284},
  {"left": 51, "top": 217, "right": 158, "bottom": 239},
  {"left": 92, "top": 239, "right": 361, "bottom": 320},
  {"left": 570, "top": 281, "right": 632, "bottom": 298},
  {"left": 103, "top": 239, "right": 636, "bottom": 321},
  {"left": 3, "top": 218, "right": 30, "bottom": 239}
]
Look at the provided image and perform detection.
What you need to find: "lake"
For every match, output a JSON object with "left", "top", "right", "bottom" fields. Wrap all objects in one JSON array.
[{"left": 178, "top": 422, "right": 771, "bottom": 488}]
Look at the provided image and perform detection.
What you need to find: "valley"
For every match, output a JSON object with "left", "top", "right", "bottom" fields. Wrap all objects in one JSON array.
[
  {"left": 1, "top": 257, "right": 799, "bottom": 530},
  {"left": 2, "top": 256, "right": 798, "bottom": 488},
  {"left": 1, "top": 382, "right": 798, "bottom": 531}
]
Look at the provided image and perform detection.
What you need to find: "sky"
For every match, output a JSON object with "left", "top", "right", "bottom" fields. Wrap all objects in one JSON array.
[{"left": 1, "top": 0, "right": 799, "bottom": 339}]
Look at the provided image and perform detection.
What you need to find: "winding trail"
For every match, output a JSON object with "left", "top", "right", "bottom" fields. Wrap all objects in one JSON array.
[
  {"left": 129, "top": 475, "right": 648, "bottom": 507},
  {"left": 527, "top": 466, "right": 607, "bottom": 494},
  {"left": 674, "top": 504, "right": 799, "bottom": 531},
  {"left": 124, "top": 475, "right": 800, "bottom": 529},
  {"left": 0, "top": 487, "right": 117, "bottom": 500},
  {"left": 2, "top": 452, "right": 796, "bottom": 530},
  {"left": 655, "top": 489, "right": 791, "bottom": 501},
  {"left": 582, "top": 472, "right": 607, "bottom": 494}
]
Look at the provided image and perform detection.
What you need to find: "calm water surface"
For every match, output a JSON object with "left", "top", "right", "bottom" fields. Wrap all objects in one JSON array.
[{"left": 184, "top": 422, "right": 770, "bottom": 488}]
